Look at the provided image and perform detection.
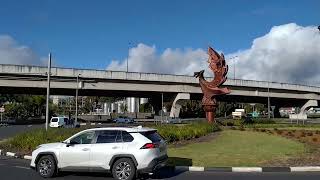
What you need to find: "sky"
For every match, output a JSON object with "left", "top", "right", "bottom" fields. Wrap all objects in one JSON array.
[{"left": 0, "top": 0, "right": 320, "bottom": 85}]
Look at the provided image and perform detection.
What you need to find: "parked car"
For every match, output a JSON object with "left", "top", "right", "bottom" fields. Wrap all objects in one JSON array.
[
  {"left": 113, "top": 116, "right": 135, "bottom": 124},
  {"left": 49, "top": 117, "right": 68, "bottom": 128},
  {"left": 30, "top": 126, "right": 168, "bottom": 180}
]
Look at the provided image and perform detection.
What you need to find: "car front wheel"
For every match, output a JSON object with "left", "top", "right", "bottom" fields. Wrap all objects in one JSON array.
[
  {"left": 112, "top": 158, "right": 136, "bottom": 180},
  {"left": 36, "top": 155, "right": 56, "bottom": 178}
]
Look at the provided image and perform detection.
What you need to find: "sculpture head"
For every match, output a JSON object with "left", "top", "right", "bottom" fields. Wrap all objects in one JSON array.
[{"left": 194, "top": 70, "right": 205, "bottom": 78}]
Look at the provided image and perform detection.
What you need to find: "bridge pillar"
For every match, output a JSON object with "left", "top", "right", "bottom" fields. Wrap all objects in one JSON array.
[
  {"left": 289, "top": 100, "right": 318, "bottom": 120},
  {"left": 169, "top": 93, "right": 190, "bottom": 118}
]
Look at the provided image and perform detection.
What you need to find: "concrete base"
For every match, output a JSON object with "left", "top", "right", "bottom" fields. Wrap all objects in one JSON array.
[
  {"left": 169, "top": 93, "right": 190, "bottom": 118},
  {"left": 289, "top": 100, "right": 318, "bottom": 120}
]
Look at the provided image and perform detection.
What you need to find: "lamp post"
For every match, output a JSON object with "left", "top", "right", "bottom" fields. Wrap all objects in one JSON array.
[
  {"left": 227, "top": 56, "right": 238, "bottom": 79},
  {"left": 126, "top": 42, "right": 132, "bottom": 72},
  {"left": 75, "top": 74, "right": 81, "bottom": 126},
  {"left": 45, "top": 53, "right": 52, "bottom": 131}
]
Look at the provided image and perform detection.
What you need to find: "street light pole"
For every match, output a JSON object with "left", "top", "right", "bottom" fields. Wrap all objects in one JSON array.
[
  {"left": 268, "top": 82, "right": 271, "bottom": 119},
  {"left": 227, "top": 56, "right": 238, "bottom": 79},
  {"left": 75, "top": 74, "right": 80, "bottom": 126},
  {"left": 126, "top": 42, "right": 131, "bottom": 72},
  {"left": 45, "top": 53, "right": 52, "bottom": 131}
]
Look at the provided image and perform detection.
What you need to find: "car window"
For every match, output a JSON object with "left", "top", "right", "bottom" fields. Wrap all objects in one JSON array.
[
  {"left": 140, "top": 131, "right": 163, "bottom": 142},
  {"left": 70, "top": 131, "right": 95, "bottom": 144},
  {"left": 96, "top": 130, "right": 119, "bottom": 143},
  {"left": 122, "top": 131, "right": 134, "bottom": 142},
  {"left": 51, "top": 118, "right": 58, "bottom": 122}
]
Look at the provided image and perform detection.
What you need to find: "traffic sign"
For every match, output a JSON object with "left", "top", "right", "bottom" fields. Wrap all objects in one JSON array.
[{"left": 0, "top": 107, "right": 5, "bottom": 113}]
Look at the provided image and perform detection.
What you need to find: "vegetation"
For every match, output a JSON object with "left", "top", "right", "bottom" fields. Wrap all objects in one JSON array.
[
  {"left": 1, "top": 95, "right": 46, "bottom": 121},
  {"left": 154, "top": 122, "right": 220, "bottom": 143},
  {"left": 168, "top": 130, "right": 306, "bottom": 167},
  {"left": 0, "top": 128, "right": 84, "bottom": 154},
  {"left": 0, "top": 122, "right": 219, "bottom": 154}
]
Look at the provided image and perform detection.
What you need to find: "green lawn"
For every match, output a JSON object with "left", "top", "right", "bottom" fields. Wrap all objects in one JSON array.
[{"left": 168, "top": 130, "right": 306, "bottom": 167}]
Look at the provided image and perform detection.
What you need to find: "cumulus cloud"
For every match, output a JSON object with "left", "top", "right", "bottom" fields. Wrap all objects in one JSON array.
[
  {"left": 107, "top": 23, "right": 320, "bottom": 85},
  {"left": 0, "top": 35, "right": 43, "bottom": 65},
  {"left": 235, "top": 23, "right": 320, "bottom": 84},
  {"left": 107, "top": 44, "right": 209, "bottom": 75}
]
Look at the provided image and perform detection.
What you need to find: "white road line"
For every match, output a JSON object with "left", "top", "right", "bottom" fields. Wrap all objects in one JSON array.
[
  {"left": 232, "top": 167, "right": 262, "bottom": 172},
  {"left": 290, "top": 167, "right": 320, "bottom": 172},
  {"left": 189, "top": 166, "right": 205, "bottom": 171},
  {"left": 13, "top": 166, "right": 30, "bottom": 170}
]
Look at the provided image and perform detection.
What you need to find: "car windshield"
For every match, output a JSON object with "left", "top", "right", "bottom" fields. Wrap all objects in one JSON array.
[{"left": 51, "top": 118, "right": 58, "bottom": 122}]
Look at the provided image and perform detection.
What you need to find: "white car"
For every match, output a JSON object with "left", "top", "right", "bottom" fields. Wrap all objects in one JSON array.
[
  {"left": 49, "top": 117, "right": 68, "bottom": 128},
  {"left": 30, "top": 126, "right": 168, "bottom": 180}
]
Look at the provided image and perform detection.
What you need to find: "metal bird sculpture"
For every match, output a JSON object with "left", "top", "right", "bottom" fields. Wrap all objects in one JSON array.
[{"left": 194, "top": 47, "right": 231, "bottom": 123}]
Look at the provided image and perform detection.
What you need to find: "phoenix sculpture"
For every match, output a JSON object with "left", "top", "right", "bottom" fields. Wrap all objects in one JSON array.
[{"left": 194, "top": 47, "right": 231, "bottom": 123}]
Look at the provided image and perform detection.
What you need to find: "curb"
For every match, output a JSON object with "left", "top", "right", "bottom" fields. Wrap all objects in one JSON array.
[
  {"left": 175, "top": 166, "right": 320, "bottom": 172},
  {"left": 0, "top": 149, "right": 31, "bottom": 160},
  {"left": 1, "top": 149, "right": 320, "bottom": 173}
]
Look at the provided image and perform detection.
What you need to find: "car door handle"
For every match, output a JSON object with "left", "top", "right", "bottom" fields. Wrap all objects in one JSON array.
[
  {"left": 82, "top": 148, "right": 90, "bottom": 151},
  {"left": 112, "top": 146, "right": 119, "bottom": 149}
]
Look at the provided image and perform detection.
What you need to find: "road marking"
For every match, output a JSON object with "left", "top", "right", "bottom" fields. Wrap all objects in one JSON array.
[
  {"left": 290, "top": 167, "right": 320, "bottom": 172},
  {"left": 6, "top": 152, "right": 15, "bottom": 157},
  {"left": 23, "top": 155, "right": 32, "bottom": 160},
  {"left": 232, "top": 167, "right": 262, "bottom": 172},
  {"left": 13, "top": 166, "right": 30, "bottom": 170},
  {"left": 189, "top": 166, "right": 205, "bottom": 171}
]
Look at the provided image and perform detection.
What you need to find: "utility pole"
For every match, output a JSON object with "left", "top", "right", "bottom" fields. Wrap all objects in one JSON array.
[
  {"left": 126, "top": 42, "right": 131, "bottom": 73},
  {"left": 45, "top": 53, "right": 52, "bottom": 131},
  {"left": 161, "top": 93, "right": 164, "bottom": 124},
  {"left": 75, "top": 74, "right": 81, "bottom": 126},
  {"left": 267, "top": 82, "right": 271, "bottom": 119}
]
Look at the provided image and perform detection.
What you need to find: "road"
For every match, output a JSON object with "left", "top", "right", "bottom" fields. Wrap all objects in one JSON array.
[
  {"left": 1, "top": 156, "right": 320, "bottom": 180},
  {"left": 0, "top": 124, "right": 43, "bottom": 140}
]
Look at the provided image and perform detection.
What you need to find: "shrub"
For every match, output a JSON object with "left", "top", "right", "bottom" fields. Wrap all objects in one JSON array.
[
  {"left": 1, "top": 122, "right": 221, "bottom": 153},
  {"left": 154, "top": 122, "right": 220, "bottom": 143},
  {"left": 312, "top": 138, "right": 318, "bottom": 142},
  {"left": 260, "top": 129, "right": 266, "bottom": 132},
  {"left": 307, "top": 132, "right": 314, "bottom": 136},
  {"left": 315, "top": 130, "right": 320, "bottom": 135}
]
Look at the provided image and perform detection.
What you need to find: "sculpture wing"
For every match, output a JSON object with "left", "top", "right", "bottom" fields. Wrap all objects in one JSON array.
[{"left": 207, "top": 47, "right": 229, "bottom": 87}]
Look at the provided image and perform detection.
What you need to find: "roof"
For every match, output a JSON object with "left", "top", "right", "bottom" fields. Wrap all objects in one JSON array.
[{"left": 85, "top": 126, "right": 157, "bottom": 133}]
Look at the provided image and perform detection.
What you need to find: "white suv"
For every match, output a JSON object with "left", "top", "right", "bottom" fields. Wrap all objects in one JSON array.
[{"left": 30, "top": 126, "right": 167, "bottom": 180}]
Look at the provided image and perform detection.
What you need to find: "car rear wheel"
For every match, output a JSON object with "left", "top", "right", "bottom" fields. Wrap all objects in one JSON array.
[
  {"left": 112, "top": 158, "right": 136, "bottom": 180},
  {"left": 36, "top": 155, "right": 56, "bottom": 178}
]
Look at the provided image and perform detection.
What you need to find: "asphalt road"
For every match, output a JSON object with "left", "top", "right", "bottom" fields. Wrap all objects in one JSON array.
[
  {"left": 0, "top": 124, "right": 43, "bottom": 140},
  {"left": 1, "top": 156, "right": 320, "bottom": 180}
]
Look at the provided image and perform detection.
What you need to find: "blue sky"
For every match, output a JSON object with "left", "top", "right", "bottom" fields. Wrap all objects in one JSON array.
[{"left": 0, "top": 0, "right": 319, "bottom": 73}]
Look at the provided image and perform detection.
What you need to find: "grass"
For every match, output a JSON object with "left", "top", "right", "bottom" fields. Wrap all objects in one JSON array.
[
  {"left": 244, "top": 124, "right": 320, "bottom": 130},
  {"left": 168, "top": 130, "right": 306, "bottom": 167}
]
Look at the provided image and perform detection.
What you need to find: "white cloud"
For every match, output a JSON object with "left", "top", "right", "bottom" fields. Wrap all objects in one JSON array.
[
  {"left": 107, "top": 43, "right": 209, "bottom": 75},
  {"left": 234, "top": 23, "right": 320, "bottom": 85},
  {"left": 0, "top": 35, "right": 43, "bottom": 65},
  {"left": 107, "top": 23, "right": 320, "bottom": 85}
]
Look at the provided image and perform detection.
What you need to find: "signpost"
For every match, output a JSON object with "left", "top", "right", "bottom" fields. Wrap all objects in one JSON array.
[{"left": 0, "top": 106, "right": 5, "bottom": 122}]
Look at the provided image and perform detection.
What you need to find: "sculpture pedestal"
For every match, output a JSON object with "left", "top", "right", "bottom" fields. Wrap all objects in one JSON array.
[{"left": 203, "top": 105, "right": 217, "bottom": 123}]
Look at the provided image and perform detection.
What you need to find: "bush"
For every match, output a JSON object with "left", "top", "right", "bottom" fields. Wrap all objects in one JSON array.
[
  {"left": 1, "top": 122, "right": 221, "bottom": 153},
  {"left": 155, "top": 122, "right": 220, "bottom": 143},
  {"left": 1, "top": 128, "right": 84, "bottom": 153}
]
